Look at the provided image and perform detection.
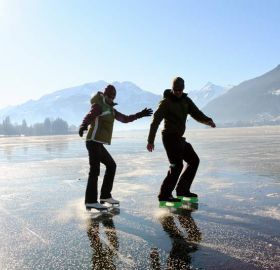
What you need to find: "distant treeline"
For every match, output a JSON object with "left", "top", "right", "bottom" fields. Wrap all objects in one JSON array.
[{"left": 0, "top": 116, "right": 76, "bottom": 136}]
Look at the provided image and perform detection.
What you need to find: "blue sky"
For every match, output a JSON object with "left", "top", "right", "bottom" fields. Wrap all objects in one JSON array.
[{"left": 0, "top": 0, "right": 279, "bottom": 108}]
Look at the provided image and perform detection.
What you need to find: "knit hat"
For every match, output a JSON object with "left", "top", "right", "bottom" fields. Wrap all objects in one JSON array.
[
  {"left": 104, "top": 85, "right": 116, "bottom": 97},
  {"left": 172, "top": 77, "right": 184, "bottom": 89}
]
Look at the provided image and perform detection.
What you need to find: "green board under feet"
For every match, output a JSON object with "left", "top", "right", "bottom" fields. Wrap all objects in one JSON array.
[
  {"left": 177, "top": 196, "right": 198, "bottom": 203},
  {"left": 159, "top": 201, "right": 183, "bottom": 208}
]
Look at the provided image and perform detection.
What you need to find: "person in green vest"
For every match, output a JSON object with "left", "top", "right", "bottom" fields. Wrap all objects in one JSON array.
[
  {"left": 79, "top": 84, "right": 152, "bottom": 210},
  {"left": 147, "top": 77, "right": 216, "bottom": 205}
]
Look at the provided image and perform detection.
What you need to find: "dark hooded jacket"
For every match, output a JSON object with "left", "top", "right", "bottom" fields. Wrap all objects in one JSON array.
[{"left": 148, "top": 89, "right": 212, "bottom": 144}]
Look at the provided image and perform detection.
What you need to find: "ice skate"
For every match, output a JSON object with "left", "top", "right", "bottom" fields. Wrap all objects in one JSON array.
[
  {"left": 177, "top": 192, "right": 198, "bottom": 203},
  {"left": 100, "top": 197, "right": 120, "bottom": 207},
  {"left": 85, "top": 202, "right": 108, "bottom": 212}
]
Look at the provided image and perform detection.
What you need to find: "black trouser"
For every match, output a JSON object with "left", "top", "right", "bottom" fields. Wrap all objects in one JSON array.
[
  {"left": 85, "top": 141, "right": 116, "bottom": 203},
  {"left": 159, "top": 135, "right": 200, "bottom": 199}
]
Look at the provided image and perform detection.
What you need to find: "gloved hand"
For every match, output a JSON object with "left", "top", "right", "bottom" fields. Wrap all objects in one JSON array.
[
  {"left": 136, "top": 108, "right": 153, "bottom": 118},
  {"left": 79, "top": 125, "right": 87, "bottom": 137},
  {"left": 206, "top": 119, "right": 216, "bottom": 128}
]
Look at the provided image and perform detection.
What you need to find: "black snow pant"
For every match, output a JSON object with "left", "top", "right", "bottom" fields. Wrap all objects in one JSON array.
[
  {"left": 85, "top": 141, "right": 116, "bottom": 203},
  {"left": 158, "top": 135, "right": 200, "bottom": 200}
]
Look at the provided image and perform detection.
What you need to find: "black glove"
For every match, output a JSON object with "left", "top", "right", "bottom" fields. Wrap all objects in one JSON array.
[
  {"left": 79, "top": 125, "right": 87, "bottom": 137},
  {"left": 136, "top": 108, "right": 153, "bottom": 118}
]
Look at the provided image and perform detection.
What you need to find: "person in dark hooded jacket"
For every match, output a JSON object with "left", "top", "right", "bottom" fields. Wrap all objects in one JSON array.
[
  {"left": 147, "top": 77, "right": 216, "bottom": 204},
  {"left": 79, "top": 84, "right": 152, "bottom": 210}
]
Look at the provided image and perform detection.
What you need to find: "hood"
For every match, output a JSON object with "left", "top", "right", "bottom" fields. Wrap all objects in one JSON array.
[
  {"left": 90, "top": 91, "right": 117, "bottom": 106},
  {"left": 163, "top": 89, "right": 188, "bottom": 101}
]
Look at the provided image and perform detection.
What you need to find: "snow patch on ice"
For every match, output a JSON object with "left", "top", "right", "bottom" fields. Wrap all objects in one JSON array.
[
  {"left": 271, "top": 89, "right": 280, "bottom": 95},
  {"left": 253, "top": 206, "right": 280, "bottom": 221},
  {"left": 114, "top": 182, "right": 151, "bottom": 197},
  {"left": 224, "top": 215, "right": 249, "bottom": 223},
  {"left": 208, "top": 182, "right": 234, "bottom": 190},
  {"left": 118, "top": 168, "right": 153, "bottom": 178},
  {"left": 224, "top": 194, "right": 246, "bottom": 202},
  {"left": 55, "top": 198, "right": 88, "bottom": 224},
  {"left": 266, "top": 193, "right": 279, "bottom": 198}
]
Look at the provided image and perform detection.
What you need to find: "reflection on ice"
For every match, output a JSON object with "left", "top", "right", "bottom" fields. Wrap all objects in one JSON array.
[{"left": 152, "top": 212, "right": 201, "bottom": 269}]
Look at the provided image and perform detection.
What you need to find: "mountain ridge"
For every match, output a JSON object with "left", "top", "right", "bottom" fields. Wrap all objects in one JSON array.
[
  {"left": 203, "top": 64, "right": 280, "bottom": 125},
  {"left": 188, "top": 82, "right": 231, "bottom": 108},
  {"left": 0, "top": 81, "right": 162, "bottom": 128},
  {"left": 1, "top": 65, "right": 279, "bottom": 128}
]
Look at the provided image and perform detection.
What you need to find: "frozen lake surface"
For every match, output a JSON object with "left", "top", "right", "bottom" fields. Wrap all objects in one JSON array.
[{"left": 0, "top": 126, "right": 279, "bottom": 269}]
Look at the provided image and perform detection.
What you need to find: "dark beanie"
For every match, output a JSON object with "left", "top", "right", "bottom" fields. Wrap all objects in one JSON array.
[
  {"left": 104, "top": 84, "right": 116, "bottom": 96},
  {"left": 172, "top": 77, "right": 184, "bottom": 88}
]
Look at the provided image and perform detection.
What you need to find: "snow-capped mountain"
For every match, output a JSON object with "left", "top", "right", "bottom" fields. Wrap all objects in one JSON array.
[
  {"left": 2, "top": 64, "right": 280, "bottom": 130},
  {"left": 188, "top": 82, "right": 232, "bottom": 108},
  {"left": 0, "top": 81, "right": 161, "bottom": 129},
  {"left": 203, "top": 65, "right": 280, "bottom": 125}
]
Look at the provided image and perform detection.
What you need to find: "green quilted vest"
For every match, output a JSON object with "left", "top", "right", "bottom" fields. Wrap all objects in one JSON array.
[{"left": 86, "top": 93, "right": 115, "bottom": 144}]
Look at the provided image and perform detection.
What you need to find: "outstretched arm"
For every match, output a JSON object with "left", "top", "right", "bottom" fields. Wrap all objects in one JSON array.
[
  {"left": 188, "top": 97, "right": 216, "bottom": 128},
  {"left": 115, "top": 108, "right": 153, "bottom": 123},
  {"left": 79, "top": 104, "right": 102, "bottom": 137},
  {"left": 205, "top": 119, "right": 216, "bottom": 128}
]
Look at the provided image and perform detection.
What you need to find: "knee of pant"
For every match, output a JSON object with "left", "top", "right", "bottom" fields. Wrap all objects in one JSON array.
[
  {"left": 170, "top": 163, "right": 183, "bottom": 174},
  {"left": 192, "top": 155, "right": 200, "bottom": 167},
  {"left": 195, "top": 156, "right": 200, "bottom": 166},
  {"left": 89, "top": 167, "right": 100, "bottom": 177},
  {"left": 108, "top": 161, "right": 116, "bottom": 173}
]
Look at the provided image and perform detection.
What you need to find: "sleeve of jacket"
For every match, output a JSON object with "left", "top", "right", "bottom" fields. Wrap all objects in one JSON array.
[
  {"left": 187, "top": 97, "right": 212, "bottom": 124},
  {"left": 114, "top": 110, "right": 138, "bottom": 123},
  {"left": 80, "top": 103, "right": 102, "bottom": 129},
  {"left": 147, "top": 99, "right": 166, "bottom": 144}
]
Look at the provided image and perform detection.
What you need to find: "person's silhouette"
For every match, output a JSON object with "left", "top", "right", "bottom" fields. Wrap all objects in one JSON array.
[
  {"left": 150, "top": 210, "right": 201, "bottom": 270},
  {"left": 87, "top": 209, "right": 120, "bottom": 270}
]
